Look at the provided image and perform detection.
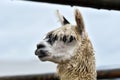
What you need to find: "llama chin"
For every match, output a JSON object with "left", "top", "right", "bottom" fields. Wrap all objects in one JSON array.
[{"left": 35, "top": 9, "right": 97, "bottom": 80}]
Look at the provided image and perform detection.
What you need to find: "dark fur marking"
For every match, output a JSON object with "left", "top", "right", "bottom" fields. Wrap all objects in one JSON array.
[
  {"left": 63, "top": 35, "right": 67, "bottom": 43},
  {"left": 69, "top": 36, "right": 74, "bottom": 43},
  {"left": 54, "top": 35, "right": 58, "bottom": 41},
  {"left": 46, "top": 33, "right": 58, "bottom": 45},
  {"left": 46, "top": 33, "right": 76, "bottom": 45}
]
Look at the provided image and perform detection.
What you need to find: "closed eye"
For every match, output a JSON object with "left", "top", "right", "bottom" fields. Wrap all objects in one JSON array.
[
  {"left": 46, "top": 35, "right": 58, "bottom": 45},
  {"left": 47, "top": 38, "right": 52, "bottom": 44}
]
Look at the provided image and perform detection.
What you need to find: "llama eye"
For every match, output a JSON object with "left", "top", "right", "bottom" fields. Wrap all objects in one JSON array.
[
  {"left": 47, "top": 38, "right": 52, "bottom": 45},
  {"left": 46, "top": 33, "right": 53, "bottom": 39},
  {"left": 47, "top": 35, "right": 57, "bottom": 45},
  {"left": 69, "top": 36, "right": 74, "bottom": 43},
  {"left": 51, "top": 35, "right": 58, "bottom": 42}
]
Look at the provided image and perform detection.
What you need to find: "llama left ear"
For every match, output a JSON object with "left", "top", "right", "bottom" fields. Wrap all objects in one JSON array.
[
  {"left": 75, "top": 9, "right": 85, "bottom": 35},
  {"left": 56, "top": 10, "right": 70, "bottom": 25}
]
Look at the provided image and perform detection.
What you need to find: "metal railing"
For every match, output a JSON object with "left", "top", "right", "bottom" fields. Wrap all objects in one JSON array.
[{"left": 0, "top": 69, "right": 120, "bottom": 80}]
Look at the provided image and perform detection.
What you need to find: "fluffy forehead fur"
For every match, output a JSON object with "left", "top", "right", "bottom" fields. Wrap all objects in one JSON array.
[{"left": 46, "top": 24, "right": 81, "bottom": 42}]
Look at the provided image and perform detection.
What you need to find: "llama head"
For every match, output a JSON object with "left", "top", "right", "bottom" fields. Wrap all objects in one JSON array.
[{"left": 35, "top": 9, "right": 86, "bottom": 64}]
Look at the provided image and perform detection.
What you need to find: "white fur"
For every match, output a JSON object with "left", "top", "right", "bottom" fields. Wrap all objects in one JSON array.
[{"left": 39, "top": 38, "right": 78, "bottom": 63}]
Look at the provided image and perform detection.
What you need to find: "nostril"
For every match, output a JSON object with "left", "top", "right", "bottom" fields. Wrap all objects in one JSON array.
[{"left": 37, "top": 44, "right": 45, "bottom": 49}]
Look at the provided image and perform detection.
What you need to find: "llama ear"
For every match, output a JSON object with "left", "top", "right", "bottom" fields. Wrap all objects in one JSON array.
[
  {"left": 75, "top": 9, "right": 85, "bottom": 35},
  {"left": 56, "top": 10, "right": 70, "bottom": 25}
]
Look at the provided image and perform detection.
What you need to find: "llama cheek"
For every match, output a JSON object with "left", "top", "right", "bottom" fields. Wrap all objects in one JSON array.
[{"left": 54, "top": 46, "right": 66, "bottom": 53}]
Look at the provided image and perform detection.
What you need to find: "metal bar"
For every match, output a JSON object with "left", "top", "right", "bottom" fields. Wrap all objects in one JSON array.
[
  {"left": 0, "top": 73, "right": 59, "bottom": 80},
  {"left": 23, "top": 0, "right": 120, "bottom": 10},
  {"left": 97, "top": 69, "right": 120, "bottom": 79},
  {"left": 0, "top": 69, "right": 120, "bottom": 80}
]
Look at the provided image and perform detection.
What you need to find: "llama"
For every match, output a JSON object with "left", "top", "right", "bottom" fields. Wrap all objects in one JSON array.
[{"left": 35, "top": 9, "right": 96, "bottom": 80}]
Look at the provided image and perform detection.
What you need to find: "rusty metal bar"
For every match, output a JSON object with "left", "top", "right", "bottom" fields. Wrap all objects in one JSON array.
[
  {"left": 0, "top": 73, "right": 59, "bottom": 80},
  {"left": 0, "top": 69, "right": 120, "bottom": 80},
  {"left": 23, "top": 0, "right": 120, "bottom": 10},
  {"left": 97, "top": 69, "right": 120, "bottom": 79}
]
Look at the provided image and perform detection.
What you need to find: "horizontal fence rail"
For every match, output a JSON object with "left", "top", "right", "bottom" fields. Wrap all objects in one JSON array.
[
  {"left": 97, "top": 69, "right": 120, "bottom": 79},
  {"left": 0, "top": 73, "right": 59, "bottom": 80},
  {"left": 0, "top": 69, "right": 120, "bottom": 80},
  {"left": 23, "top": 0, "right": 120, "bottom": 11}
]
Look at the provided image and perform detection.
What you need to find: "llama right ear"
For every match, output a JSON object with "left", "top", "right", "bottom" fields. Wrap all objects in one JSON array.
[
  {"left": 56, "top": 10, "right": 70, "bottom": 25},
  {"left": 75, "top": 9, "right": 85, "bottom": 35}
]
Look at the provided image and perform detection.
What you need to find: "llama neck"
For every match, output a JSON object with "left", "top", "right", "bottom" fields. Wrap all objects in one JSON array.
[{"left": 57, "top": 39, "right": 96, "bottom": 80}]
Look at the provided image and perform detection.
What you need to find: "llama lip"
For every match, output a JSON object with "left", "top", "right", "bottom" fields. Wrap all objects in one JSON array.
[
  {"left": 37, "top": 50, "right": 48, "bottom": 58},
  {"left": 38, "top": 54, "right": 47, "bottom": 58}
]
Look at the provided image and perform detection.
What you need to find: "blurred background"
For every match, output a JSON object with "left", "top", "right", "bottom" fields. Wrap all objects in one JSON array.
[{"left": 0, "top": 0, "right": 120, "bottom": 78}]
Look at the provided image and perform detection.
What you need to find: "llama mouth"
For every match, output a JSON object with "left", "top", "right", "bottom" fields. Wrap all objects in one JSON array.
[
  {"left": 35, "top": 49, "right": 48, "bottom": 57},
  {"left": 38, "top": 54, "right": 47, "bottom": 58},
  {"left": 37, "top": 50, "right": 48, "bottom": 58}
]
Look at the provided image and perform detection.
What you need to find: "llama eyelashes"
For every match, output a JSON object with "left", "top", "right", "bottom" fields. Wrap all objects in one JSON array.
[
  {"left": 45, "top": 33, "right": 76, "bottom": 44},
  {"left": 45, "top": 34, "right": 58, "bottom": 45}
]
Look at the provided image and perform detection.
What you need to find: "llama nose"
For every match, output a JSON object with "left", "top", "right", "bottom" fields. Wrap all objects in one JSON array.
[{"left": 37, "top": 44, "right": 45, "bottom": 49}]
